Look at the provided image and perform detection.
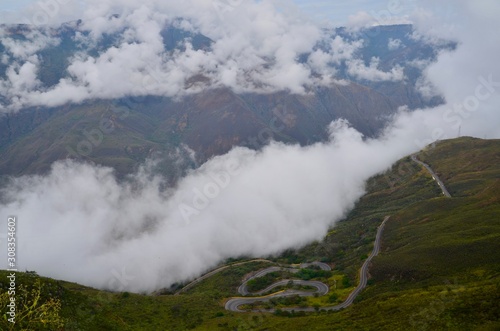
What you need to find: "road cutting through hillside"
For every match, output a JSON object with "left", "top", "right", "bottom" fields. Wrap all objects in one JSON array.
[
  {"left": 225, "top": 216, "right": 390, "bottom": 313},
  {"left": 411, "top": 154, "right": 452, "bottom": 197}
]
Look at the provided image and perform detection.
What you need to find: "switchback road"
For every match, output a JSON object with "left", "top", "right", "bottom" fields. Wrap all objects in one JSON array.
[
  {"left": 238, "top": 262, "right": 331, "bottom": 296},
  {"left": 225, "top": 216, "right": 390, "bottom": 313}
]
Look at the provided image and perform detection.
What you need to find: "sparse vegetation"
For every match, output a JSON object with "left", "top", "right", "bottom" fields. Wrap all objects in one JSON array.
[{"left": 0, "top": 278, "right": 64, "bottom": 331}]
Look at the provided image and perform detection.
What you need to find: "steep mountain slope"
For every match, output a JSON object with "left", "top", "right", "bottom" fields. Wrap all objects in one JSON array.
[
  {"left": 0, "top": 82, "right": 397, "bottom": 178},
  {"left": 1, "top": 137, "right": 498, "bottom": 330}
]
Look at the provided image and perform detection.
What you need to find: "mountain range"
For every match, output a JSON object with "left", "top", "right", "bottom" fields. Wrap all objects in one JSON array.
[{"left": 0, "top": 23, "right": 452, "bottom": 179}]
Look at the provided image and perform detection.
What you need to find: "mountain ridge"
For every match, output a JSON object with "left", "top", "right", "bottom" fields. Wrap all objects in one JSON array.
[{"left": 0, "top": 23, "right": 451, "bottom": 179}]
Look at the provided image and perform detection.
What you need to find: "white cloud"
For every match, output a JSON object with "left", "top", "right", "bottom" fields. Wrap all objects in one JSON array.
[
  {"left": 397, "top": 0, "right": 500, "bottom": 139},
  {"left": 346, "top": 11, "right": 377, "bottom": 30},
  {"left": 6, "top": 58, "right": 40, "bottom": 91},
  {"left": 3, "top": 0, "right": 465, "bottom": 113},
  {"left": 0, "top": 56, "right": 42, "bottom": 109},
  {"left": 388, "top": 38, "right": 402, "bottom": 51},
  {"left": 347, "top": 57, "right": 405, "bottom": 82},
  {"left": 0, "top": 1, "right": 337, "bottom": 110},
  {"left": 0, "top": 28, "right": 60, "bottom": 60},
  {"left": 346, "top": 9, "right": 412, "bottom": 31},
  {"left": 0, "top": 120, "right": 420, "bottom": 293}
]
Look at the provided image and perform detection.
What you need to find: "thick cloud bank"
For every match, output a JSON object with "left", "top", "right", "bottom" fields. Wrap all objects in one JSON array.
[
  {"left": 0, "top": 0, "right": 409, "bottom": 111},
  {"left": 0, "top": 122, "right": 415, "bottom": 292}
]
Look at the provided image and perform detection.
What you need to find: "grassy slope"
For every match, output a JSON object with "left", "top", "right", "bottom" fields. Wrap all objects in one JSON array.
[{"left": 1, "top": 137, "right": 499, "bottom": 330}]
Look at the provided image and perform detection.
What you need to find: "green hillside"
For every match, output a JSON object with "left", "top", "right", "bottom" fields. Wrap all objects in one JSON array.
[{"left": 1, "top": 137, "right": 499, "bottom": 330}]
